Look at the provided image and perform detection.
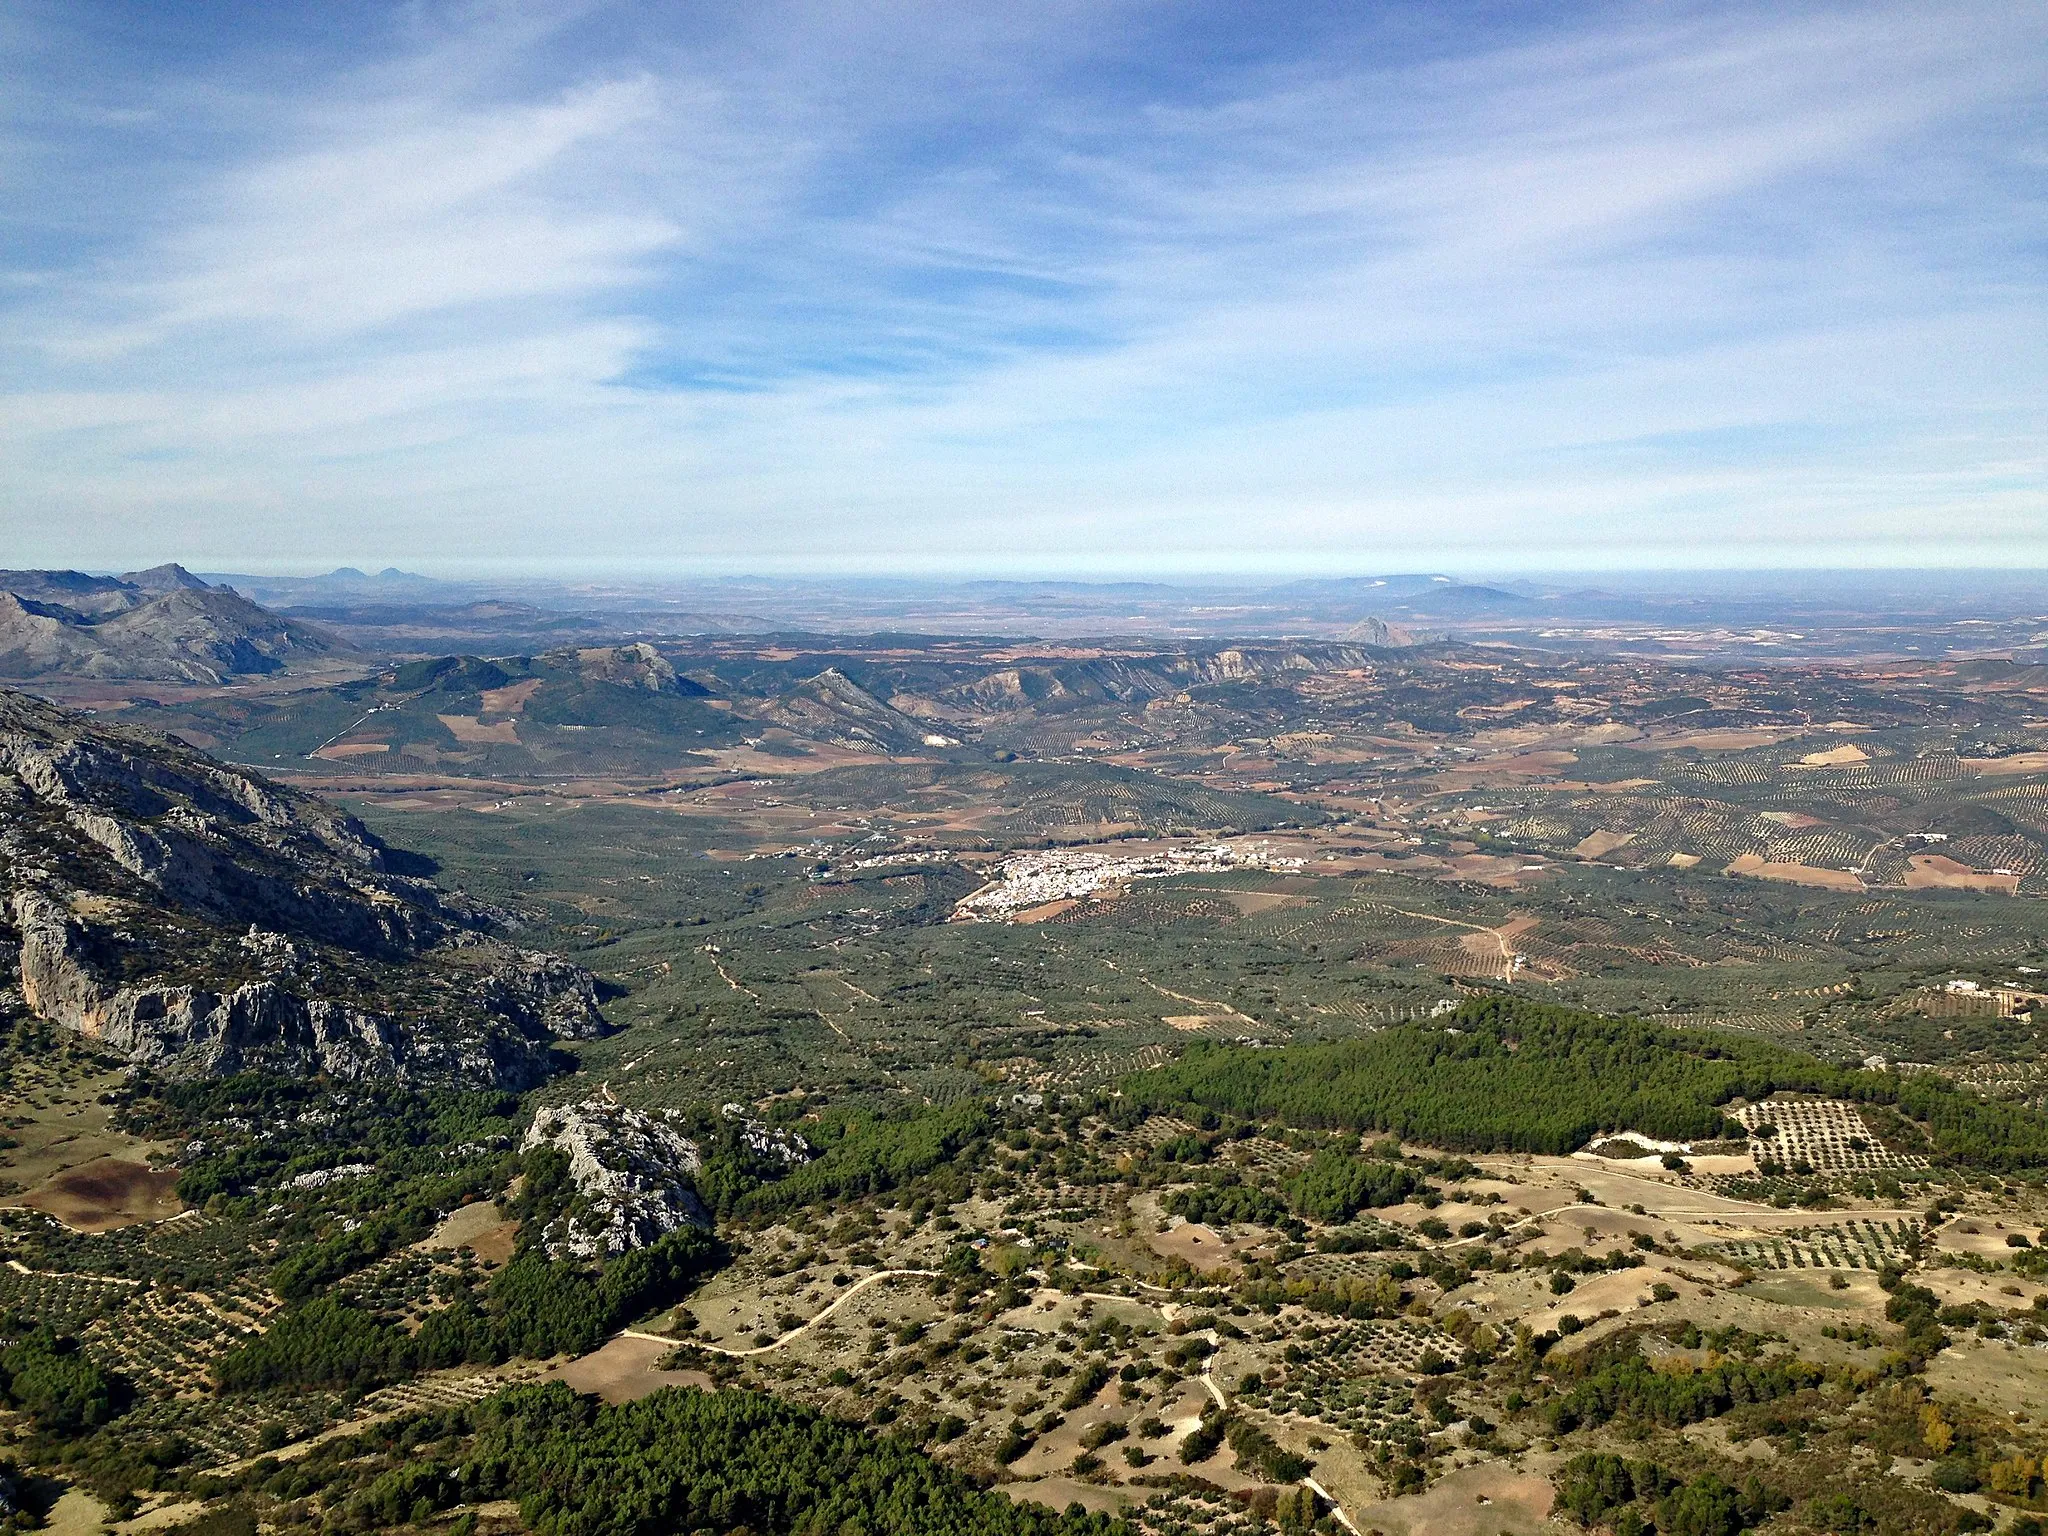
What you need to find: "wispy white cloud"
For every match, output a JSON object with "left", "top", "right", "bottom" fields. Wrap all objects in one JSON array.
[{"left": 1, "top": 0, "right": 2043, "bottom": 573}]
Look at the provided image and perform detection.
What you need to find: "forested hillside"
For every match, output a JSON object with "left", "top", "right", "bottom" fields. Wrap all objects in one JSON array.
[{"left": 1124, "top": 996, "right": 2048, "bottom": 1169}]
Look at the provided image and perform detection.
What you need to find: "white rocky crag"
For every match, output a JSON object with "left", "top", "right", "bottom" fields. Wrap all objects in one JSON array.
[{"left": 521, "top": 1100, "right": 712, "bottom": 1260}]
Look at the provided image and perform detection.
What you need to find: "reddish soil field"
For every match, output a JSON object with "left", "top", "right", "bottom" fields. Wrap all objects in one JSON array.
[{"left": 21, "top": 1158, "right": 182, "bottom": 1232}]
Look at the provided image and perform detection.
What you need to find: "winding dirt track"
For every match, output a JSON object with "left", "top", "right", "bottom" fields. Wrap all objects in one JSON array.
[{"left": 619, "top": 1266, "right": 940, "bottom": 1358}]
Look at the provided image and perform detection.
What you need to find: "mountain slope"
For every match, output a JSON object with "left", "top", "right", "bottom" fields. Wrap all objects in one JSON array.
[
  {"left": 757, "top": 667, "right": 938, "bottom": 751},
  {"left": 0, "top": 566, "right": 347, "bottom": 683},
  {"left": 0, "top": 690, "right": 603, "bottom": 1086},
  {"left": 0, "top": 569, "right": 139, "bottom": 614}
]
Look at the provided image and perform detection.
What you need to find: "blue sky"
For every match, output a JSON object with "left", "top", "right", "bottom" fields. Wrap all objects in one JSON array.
[{"left": 2, "top": 0, "right": 2044, "bottom": 577}]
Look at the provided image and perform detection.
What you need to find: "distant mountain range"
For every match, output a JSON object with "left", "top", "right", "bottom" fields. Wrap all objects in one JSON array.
[
  {"left": 196, "top": 565, "right": 446, "bottom": 607},
  {"left": 0, "top": 564, "right": 347, "bottom": 683},
  {"left": 1268, "top": 574, "right": 1530, "bottom": 616},
  {"left": 114, "top": 635, "right": 1433, "bottom": 781},
  {"left": 10, "top": 563, "right": 2045, "bottom": 681}
]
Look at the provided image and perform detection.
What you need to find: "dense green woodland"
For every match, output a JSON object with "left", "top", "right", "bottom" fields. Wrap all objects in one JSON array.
[
  {"left": 1125, "top": 996, "right": 2048, "bottom": 1169},
  {"left": 406, "top": 1383, "right": 1123, "bottom": 1536},
  {"left": 1548, "top": 1341, "right": 1823, "bottom": 1435},
  {"left": 0, "top": 1326, "right": 123, "bottom": 1435},
  {"left": 1556, "top": 1453, "right": 1788, "bottom": 1536},
  {"left": 724, "top": 1101, "right": 993, "bottom": 1216}
]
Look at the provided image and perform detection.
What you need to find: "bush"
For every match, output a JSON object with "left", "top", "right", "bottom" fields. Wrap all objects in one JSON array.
[
  {"left": 1225, "top": 1416, "right": 1311, "bottom": 1482},
  {"left": 1061, "top": 1362, "right": 1113, "bottom": 1411},
  {"left": 1930, "top": 1458, "right": 1980, "bottom": 1494},
  {"left": 1179, "top": 1418, "right": 1224, "bottom": 1464}
]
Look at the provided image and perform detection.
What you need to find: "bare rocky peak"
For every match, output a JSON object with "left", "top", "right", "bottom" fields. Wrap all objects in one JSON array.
[
  {"left": 0, "top": 689, "right": 605, "bottom": 1087},
  {"left": 569, "top": 640, "right": 682, "bottom": 692},
  {"left": 120, "top": 563, "right": 216, "bottom": 593}
]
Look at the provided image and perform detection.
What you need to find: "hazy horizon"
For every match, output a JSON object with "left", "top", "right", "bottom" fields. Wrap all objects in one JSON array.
[{"left": 43, "top": 562, "right": 2048, "bottom": 590}]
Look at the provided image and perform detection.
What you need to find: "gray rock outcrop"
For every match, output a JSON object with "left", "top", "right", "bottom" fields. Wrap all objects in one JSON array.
[{"left": 521, "top": 1100, "right": 711, "bottom": 1259}]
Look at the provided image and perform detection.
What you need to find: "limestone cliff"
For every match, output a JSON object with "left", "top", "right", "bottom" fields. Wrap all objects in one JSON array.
[{"left": 0, "top": 689, "right": 603, "bottom": 1087}]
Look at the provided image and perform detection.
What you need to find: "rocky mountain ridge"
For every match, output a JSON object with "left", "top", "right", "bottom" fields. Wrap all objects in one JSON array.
[
  {"left": 0, "top": 688, "right": 603, "bottom": 1086},
  {"left": 0, "top": 565, "right": 346, "bottom": 683}
]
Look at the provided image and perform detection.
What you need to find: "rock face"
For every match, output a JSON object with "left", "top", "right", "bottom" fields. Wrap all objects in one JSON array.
[
  {"left": 0, "top": 565, "right": 344, "bottom": 682},
  {"left": 942, "top": 643, "right": 1417, "bottom": 714},
  {"left": 0, "top": 689, "right": 604, "bottom": 1087},
  {"left": 568, "top": 641, "right": 693, "bottom": 693},
  {"left": 521, "top": 1100, "right": 711, "bottom": 1259}
]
